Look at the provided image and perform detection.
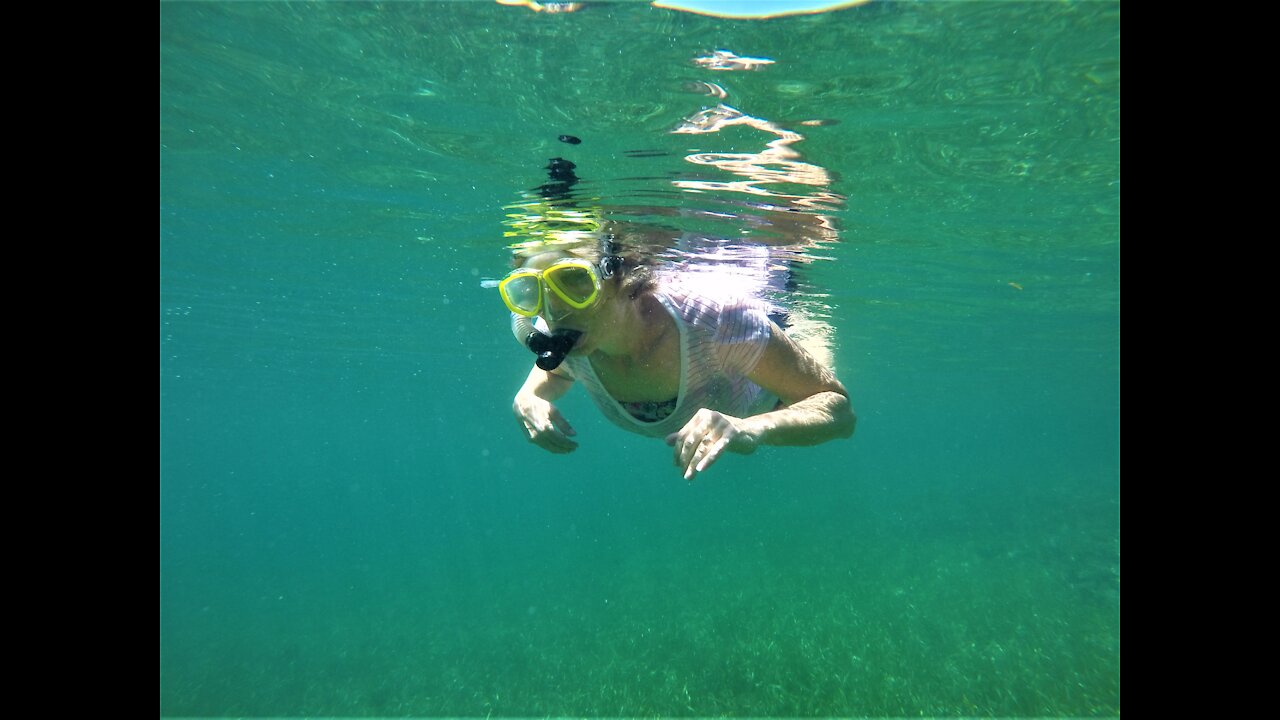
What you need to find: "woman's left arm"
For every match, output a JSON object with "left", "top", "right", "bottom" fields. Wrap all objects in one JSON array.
[{"left": 666, "top": 322, "right": 856, "bottom": 479}]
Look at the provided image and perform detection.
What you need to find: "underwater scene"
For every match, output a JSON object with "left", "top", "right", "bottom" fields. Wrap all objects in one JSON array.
[{"left": 160, "top": 1, "right": 1119, "bottom": 716}]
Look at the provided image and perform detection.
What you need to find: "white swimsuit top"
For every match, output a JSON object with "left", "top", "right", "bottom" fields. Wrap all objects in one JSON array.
[{"left": 562, "top": 280, "right": 778, "bottom": 438}]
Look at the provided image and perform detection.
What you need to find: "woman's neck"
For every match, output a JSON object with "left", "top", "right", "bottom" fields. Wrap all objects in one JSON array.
[{"left": 591, "top": 290, "right": 663, "bottom": 360}]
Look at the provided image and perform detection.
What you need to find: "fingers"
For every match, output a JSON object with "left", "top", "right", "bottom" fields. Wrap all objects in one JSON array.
[
  {"left": 525, "top": 419, "right": 578, "bottom": 453},
  {"left": 670, "top": 410, "right": 735, "bottom": 481},
  {"left": 516, "top": 402, "right": 579, "bottom": 454},
  {"left": 681, "top": 434, "right": 729, "bottom": 481},
  {"left": 678, "top": 433, "right": 701, "bottom": 475},
  {"left": 549, "top": 407, "right": 577, "bottom": 437},
  {"left": 696, "top": 437, "right": 731, "bottom": 473}
]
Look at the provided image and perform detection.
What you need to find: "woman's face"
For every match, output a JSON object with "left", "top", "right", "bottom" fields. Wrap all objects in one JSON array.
[{"left": 518, "top": 251, "right": 609, "bottom": 331}]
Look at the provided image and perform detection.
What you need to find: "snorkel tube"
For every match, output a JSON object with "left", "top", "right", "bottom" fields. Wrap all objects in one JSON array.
[{"left": 510, "top": 313, "right": 581, "bottom": 371}]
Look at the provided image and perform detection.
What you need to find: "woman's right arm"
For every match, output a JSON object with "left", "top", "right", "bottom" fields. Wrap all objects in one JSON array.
[{"left": 513, "top": 366, "right": 579, "bottom": 453}]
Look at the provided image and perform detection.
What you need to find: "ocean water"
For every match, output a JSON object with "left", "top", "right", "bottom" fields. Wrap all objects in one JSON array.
[{"left": 160, "top": 1, "right": 1120, "bottom": 716}]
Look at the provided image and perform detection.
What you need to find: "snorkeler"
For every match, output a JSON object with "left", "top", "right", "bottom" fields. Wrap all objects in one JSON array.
[{"left": 499, "top": 231, "right": 855, "bottom": 481}]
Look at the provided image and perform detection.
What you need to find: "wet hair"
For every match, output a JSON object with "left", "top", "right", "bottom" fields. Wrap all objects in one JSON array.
[{"left": 610, "top": 252, "right": 657, "bottom": 300}]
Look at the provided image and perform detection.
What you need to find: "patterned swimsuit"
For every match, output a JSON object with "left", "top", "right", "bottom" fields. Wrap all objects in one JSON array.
[{"left": 562, "top": 279, "right": 779, "bottom": 437}]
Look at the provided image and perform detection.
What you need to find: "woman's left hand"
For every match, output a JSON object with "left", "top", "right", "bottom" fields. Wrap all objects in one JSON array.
[{"left": 665, "top": 409, "right": 759, "bottom": 481}]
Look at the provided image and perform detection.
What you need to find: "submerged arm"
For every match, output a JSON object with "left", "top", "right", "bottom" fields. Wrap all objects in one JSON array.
[
  {"left": 516, "top": 364, "right": 574, "bottom": 403},
  {"left": 668, "top": 323, "right": 855, "bottom": 479},
  {"left": 740, "top": 324, "right": 856, "bottom": 445},
  {"left": 738, "top": 388, "right": 855, "bottom": 447},
  {"left": 514, "top": 365, "right": 579, "bottom": 453}
]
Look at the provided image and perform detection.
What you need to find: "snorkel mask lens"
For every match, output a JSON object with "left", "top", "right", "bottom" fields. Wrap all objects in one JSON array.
[
  {"left": 499, "top": 272, "right": 543, "bottom": 317},
  {"left": 543, "top": 261, "right": 600, "bottom": 310}
]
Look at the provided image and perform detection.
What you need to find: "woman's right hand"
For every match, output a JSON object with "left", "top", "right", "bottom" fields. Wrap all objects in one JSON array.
[{"left": 513, "top": 392, "right": 579, "bottom": 453}]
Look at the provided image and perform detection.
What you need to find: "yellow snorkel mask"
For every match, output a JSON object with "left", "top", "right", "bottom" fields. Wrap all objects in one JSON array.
[{"left": 499, "top": 257, "right": 602, "bottom": 319}]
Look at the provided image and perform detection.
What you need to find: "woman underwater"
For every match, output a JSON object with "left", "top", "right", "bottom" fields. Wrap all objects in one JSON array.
[{"left": 499, "top": 233, "right": 856, "bottom": 481}]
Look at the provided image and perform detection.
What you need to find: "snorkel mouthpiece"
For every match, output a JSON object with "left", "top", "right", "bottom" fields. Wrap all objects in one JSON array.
[
  {"left": 527, "top": 329, "right": 581, "bottom": 371},
  {"left": 510, "top": 313, "right": 580, "bottom": 370}
]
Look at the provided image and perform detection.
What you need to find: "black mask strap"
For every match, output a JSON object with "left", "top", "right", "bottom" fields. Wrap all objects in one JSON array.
[{"left": 600, "top": 233, "right": 622, "bottom": 279}]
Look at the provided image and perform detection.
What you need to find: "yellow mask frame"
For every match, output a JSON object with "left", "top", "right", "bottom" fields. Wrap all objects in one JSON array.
[{"left": 499, "top": 258, "right": 602, "bottom": 318}]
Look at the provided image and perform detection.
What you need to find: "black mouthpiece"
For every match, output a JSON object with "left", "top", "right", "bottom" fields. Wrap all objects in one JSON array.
[{"left": 526, "top": 329, "right": 582, "bottom": 371}]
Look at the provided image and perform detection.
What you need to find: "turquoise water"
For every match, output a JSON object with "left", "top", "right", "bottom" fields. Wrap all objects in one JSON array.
[{"left": 160, "top": 1, "right": 1119, "bottom": 716}]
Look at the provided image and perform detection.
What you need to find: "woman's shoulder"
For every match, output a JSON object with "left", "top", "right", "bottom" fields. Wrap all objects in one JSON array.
[
  {"left": 649, "top": 281, "right": 770, "bottom": 341},
  {"left": 659, "top": 275, "right": 767, "bottom": 311}
]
